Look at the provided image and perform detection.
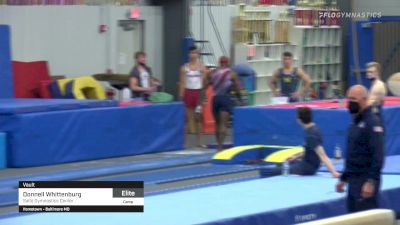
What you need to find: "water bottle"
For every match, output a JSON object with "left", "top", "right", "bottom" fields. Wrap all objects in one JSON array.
[
  {"left": 334, "top": 144, "right": 342, "bottom": 160},
  {"left": 121, "top": 88, "right": 132, "bottom": 102},
  {"left": 282, "top": 160, "right": 289, "bottom": 176}
]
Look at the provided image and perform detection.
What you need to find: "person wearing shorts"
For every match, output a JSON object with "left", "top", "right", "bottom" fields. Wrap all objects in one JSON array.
[
  {"left": 365, "top": 62, "right": 387, "bottom": 120},
  {"left": 207, "top": 56, "right": 242, "bottom": 152},
  {"left": 260, "top": 107, "right": 340, "bottom": 178},
  {"left": 179, "top": 46, "right": 207, "bottom": 148}
]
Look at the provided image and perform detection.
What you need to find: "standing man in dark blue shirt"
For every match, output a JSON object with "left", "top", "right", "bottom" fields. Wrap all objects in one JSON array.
[{"left": 336, "top": 85, "right": 384, "bottom": 213}]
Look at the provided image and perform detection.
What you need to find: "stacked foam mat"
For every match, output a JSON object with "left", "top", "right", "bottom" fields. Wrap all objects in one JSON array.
[
  {"left": 0, "top": 25, "right": 13, "bottom": 98},
  {"left": 0, "top": 100, "right": 184, "bottom": 167}
]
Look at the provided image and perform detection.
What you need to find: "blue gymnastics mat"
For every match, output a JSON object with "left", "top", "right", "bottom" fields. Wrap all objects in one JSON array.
[
  {"left": 1, "top": 173, "right": 399, "bottom": 225},
  {"left": 0, "top": 152, "right": 214, "bottom": 190},
  {"left": 0, "top": 162, "right": 260, "bottom": 207},
  {"left": 99, "top": 164, "right": 262, "bottom": 184},
  {"left": 234, "top": 105, "right": 400, "bottom": 157},
  {"left": 0, "top": 25, "right": 13, "bottom": 98},
  {"left": 0, "top": 98, "right": 117, "bottom": 115},
  {"left": 1, "top": 102, "right": 184, "bottom": 167},
  {"left": 319, "top": 155, "right": 400, "bottom": 174}
]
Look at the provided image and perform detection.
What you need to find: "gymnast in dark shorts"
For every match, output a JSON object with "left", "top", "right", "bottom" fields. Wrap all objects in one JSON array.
[
  {"left": 289, "top": 107, "right": 340, "bottom": 176},
  {"left": 262, "top": 107, "right": 340, "bottom": 177},
  {"left": 208, "top": 56, "right": 243, "bottom": 152}
]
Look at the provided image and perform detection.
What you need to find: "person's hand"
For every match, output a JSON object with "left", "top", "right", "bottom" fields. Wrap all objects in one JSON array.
[
  {"left": 144, "top": 87, "right": 156, "bottom": 94},
  {"left": 292, "top": 91, "right": 303, "bottom": 99},
  {"left": 153, "top": 80, "right": 161, "bottom": 86},
  {"left": 361, "top": 181, "right": 375, "bottom": 198},
  {"left": 335, "top": 181, "right": 346, "bottom": 193},
  {"left": 332, "top": 172, "right": 341, "bottom": 178},
  {"left": 273, "top": 91, "right": 281, "bottom": 97},
  {"left": 287, "top": 157, "right": 295, "bottom": 163}
]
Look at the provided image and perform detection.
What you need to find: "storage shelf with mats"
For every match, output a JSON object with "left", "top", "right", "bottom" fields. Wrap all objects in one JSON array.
[
  {"left": 233, "top": 42, "right": 298, "bottom": 105},
  {"left": 290, "top": 26, "right": 342, "bottom": 99}
]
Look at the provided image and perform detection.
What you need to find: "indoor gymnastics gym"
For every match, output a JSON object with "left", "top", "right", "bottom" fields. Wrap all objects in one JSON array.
[{"left": 0, "top": 0, "right": 400, "bottom": 225}]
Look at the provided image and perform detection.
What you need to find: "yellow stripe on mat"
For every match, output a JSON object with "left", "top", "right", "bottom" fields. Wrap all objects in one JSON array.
[
  {"left": 264, "top": 147, "right": 304, "bottom": 163},
  {"left": 212, "top": 145, "right": 299, "bottom": 160},
  {"left": 212, "top": 145, "right": 266, "bottom": 160}
]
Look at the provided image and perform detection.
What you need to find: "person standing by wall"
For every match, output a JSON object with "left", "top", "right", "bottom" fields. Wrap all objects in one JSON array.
[
  {"left": 179, "top": 46, "right": 207, "bottom": 148},
  {"left": 129, "top": 51, "right": 161, "bottom": 100},
  {"left": 269, "top": 52, "right": 312, "bottom": 102},
  {"left": 365, "top": 62, "right": 387, "bottom": 118},
  {"left": 207, "top": 56, "right": 243, "bottom": 152}
]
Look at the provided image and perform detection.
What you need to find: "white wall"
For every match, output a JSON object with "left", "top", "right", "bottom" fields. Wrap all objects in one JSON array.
[
  {"left": 109, "top": 6, "right": 163, "bottom": 78},
  {"left": 190, "top": 5, "right": 238, "bottom": 64},
  {"left": 0, "top": 5, "right": 163, "bottom": 80}
]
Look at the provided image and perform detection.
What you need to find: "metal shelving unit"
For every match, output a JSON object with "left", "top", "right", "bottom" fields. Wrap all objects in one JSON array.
[
  {"left": 234, "top": 42, "right": 298, "bottom": 105},
  {"left": 289, "top": 26, "right": 342, "bottom": 98}
]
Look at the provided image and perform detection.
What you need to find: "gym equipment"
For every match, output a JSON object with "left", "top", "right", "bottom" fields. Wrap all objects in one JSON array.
[
  {"left": 148, "top": 92, "right": 173, "bottom": 103},
  {"left": 50, "top": 76, "right": 106, "bottom": 100},
  {"left": 0, "top": 133, "right": 6, "bottom": 169},
  {"left": 65, "top": 76, "right": 106, "bottom": 100},
  {"left": 0, "top": 25, "right": 13, "bottom": 98},
  {"left": 212, "top": 145, "right": 304, "bottom": 164},
  {"left": 387, "top": 72, "right": 400, "bottom": 96},
  {"left": 298, "top": 209, "right": 396, "bottom": 225}
]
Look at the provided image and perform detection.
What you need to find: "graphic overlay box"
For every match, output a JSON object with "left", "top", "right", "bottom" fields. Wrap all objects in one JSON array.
[{"left": 18, "top": 181, "right": 144, "bottom": 212}]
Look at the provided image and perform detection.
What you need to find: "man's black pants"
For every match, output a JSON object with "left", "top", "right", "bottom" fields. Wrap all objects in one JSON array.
[{"left": 347, "top": 175, "right": 381, "bottom": 213}]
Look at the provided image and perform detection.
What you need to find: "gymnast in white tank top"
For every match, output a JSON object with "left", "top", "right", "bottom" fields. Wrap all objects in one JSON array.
[{"left": 185, "top": 64, "right": 202, "bottom": 90}]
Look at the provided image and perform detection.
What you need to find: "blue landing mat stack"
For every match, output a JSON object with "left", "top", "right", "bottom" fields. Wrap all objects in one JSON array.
[
  {"left": 0, "top": 25, "right": 13, "bottom": 98},
  {"left": 0, "top": 101, "right": 184, "bottom": 167}
]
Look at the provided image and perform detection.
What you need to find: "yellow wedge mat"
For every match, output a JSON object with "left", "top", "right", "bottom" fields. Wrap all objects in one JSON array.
[
  {"left": 213, "top": 145, "right": 298, "bottom": 160},
  {"left": 263, "top": 147, "right": 304, "bottom": 163}
]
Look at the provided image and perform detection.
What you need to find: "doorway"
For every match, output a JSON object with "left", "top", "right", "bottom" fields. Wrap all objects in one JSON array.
[{"left": 116, "top": 20, "right": 144, "bottom": 74}]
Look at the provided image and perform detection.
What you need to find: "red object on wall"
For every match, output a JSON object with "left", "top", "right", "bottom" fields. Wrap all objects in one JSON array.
[
  {"left": 259, "top": 0, "right": 288, "bottom": 5},
  {"left": 99, "top": 24, "right": 108, "bottom": 33},
  {"left": 130, "top": 7, "right": 140, "bottom": 19},
  {"left": 202, "top": 86, "right": 215, "bottom": 134},
  {"left": 12, "top": 61, "right": 51, "bottom": 98}
]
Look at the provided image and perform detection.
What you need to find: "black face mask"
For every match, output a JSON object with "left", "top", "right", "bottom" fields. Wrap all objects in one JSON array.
[
  {"left": 138, "top": 62, "right": 146, "bottom": 66},
  {"left": 348, "top": 101, "right": 360, "bottom": 114},
  {"left": 367, "top": 77, "right": 376, "bottom": 81}
]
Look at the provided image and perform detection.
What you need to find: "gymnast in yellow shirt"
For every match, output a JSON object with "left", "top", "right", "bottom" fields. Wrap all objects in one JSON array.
[{"left": 366, "top": 62, "right": 387, "bottom": 116}]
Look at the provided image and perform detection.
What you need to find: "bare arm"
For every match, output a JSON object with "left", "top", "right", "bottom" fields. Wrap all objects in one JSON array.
[
  {"left": 297, "top": 68, "right": 312, "bottom": 96},
  {"left": 179, "top": 66, "right": 186, "bottom": 99},
  {"left": 201, "top": 65, "right": 210, "bottom": 90},
  {"left": 269, "top": 70, "right": 280, "bottom": 96},
  {"left": 368, "top": 82, "right": 386, "bottom": 106},
  {"left": 231, "top": 72, "right": 244, "bottom": 103},
  {"left": 151, "top": 76, "right": 161, "bottom": 87},
  {"left": 129, "top": 77, "right": 151, "bottom": 92},
  {"left": 315, "top": 146, "right": 340, "bottom": 178},
  {"left": 199, "top": 65, "right": 210, "bottom": 104}
]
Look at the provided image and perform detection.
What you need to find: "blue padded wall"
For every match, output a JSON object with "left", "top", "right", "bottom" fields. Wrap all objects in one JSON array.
[{"left": 0, "top": 25, "right": 14, "bottom": 98}]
